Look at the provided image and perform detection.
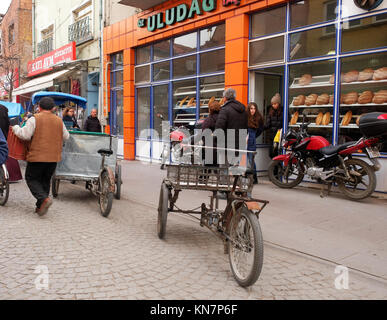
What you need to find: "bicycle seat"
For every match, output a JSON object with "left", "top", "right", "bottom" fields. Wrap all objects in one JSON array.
[{"left": 98, "top": 149, "right": 113, "bottom": 156}]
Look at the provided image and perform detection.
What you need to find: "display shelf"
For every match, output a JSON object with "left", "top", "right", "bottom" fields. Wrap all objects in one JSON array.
[
  {"left": 341, "top": 79, "right": 387, "bottom": 87},
  {"left": 289, "top": 104, "right": 333, "bottom": 108},
  {"left": 289, "top": 123, "right": 333, "bottom": 128},
  {"left": 290, "top": 75, "right": 333, "bottom": 89},
  {"left": 339, "top": 102, "right": 387, "bottom": 107}
]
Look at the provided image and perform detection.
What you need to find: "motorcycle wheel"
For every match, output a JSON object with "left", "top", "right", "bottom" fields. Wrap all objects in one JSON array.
[
  {"left": 337, "top": 158, "right": 376, "bottom": 201},
  {"left": 268, "top": 159, "right": 304, "bottom": 188}
]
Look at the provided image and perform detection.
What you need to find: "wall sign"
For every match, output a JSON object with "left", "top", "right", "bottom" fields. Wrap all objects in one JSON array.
[
  {"left": 353, "top": 0, "right": 384, "bottom": 10},
  {"left": 138, "top": 0, "right": 240, "bottom": 32},
  {"left": 27, "top": 42, "right": 76, "bottom": 77}
]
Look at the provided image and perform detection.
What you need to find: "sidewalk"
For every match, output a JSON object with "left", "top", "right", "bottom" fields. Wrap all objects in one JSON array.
[{"left": 122, "top": 160, "right": 387, "bottom": 280}]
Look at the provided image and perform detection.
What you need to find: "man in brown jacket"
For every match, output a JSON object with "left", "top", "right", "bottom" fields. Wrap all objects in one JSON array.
[{"left": 13, "top": 97, "right": 69, "bottom": 216}]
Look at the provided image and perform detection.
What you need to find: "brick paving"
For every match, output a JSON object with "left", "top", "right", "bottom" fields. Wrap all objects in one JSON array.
[{"left": 0, "top": 163, "right": 386, "bottom": 300}]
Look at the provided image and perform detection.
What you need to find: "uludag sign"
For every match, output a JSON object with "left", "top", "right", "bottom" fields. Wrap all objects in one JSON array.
[{"left": 27, "top": 42, "right": 76, "bottom": 77}]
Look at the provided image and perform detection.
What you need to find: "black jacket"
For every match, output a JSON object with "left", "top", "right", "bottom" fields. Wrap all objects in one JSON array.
[
  {"left": 264, "top": 106, "right": 282, "bottom": 141},
  {"left": 201, "top": 113, "right": 219, "bottom": 165},
  {"left": 62, "top": 115, "right": 79, "bottom": 129},
  {"left": 83, "top": 115, "right": 102, "bottom": 133},
  {"left": 0, "top": 104, "right": 10, "bottom": 139},
  {"left": 215, "top": 99, "right": 248, "bottom": 152},
  {"left": 202, "top": 113, "right": 218, "bottom": 132}
]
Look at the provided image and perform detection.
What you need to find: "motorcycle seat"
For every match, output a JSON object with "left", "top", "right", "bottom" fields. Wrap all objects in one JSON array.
[{"left": 319, "top": 141, "right": 356, "bottom": 155}]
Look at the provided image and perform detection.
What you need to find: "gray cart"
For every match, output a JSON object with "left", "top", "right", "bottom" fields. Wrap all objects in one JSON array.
[{"left": 52, "top": 131, "right": 122, "bottom": 217}]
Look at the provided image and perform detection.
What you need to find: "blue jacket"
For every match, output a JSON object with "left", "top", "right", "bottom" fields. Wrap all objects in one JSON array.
[
  {"left": 0, "top": 129, "right": 8, "bottom": 165},
  {"left": 247, "top": 127, "right": 263, "bottom": 151}
]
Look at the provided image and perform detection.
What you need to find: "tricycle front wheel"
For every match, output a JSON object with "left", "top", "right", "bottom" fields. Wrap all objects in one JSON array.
[
  {"left": 228, "top": 206, "right": 263, "bottom": 287},
  {"left": 157, "top": 182, "right": 169, "bottom": 239},
  {"left": 0, "top": 167, "right": 9, "bottom": 206},
  {"left": 99, "top": 171, "right": 113, "bottom": 217},
  {"left": 115, "top": 164, "right": 122, "bottom": 200}
]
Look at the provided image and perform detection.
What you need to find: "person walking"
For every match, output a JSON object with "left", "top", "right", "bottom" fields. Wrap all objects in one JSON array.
[
  {"left": 12, "top": 97, "right": 70, "bottom": 216},
  {"left": 0, "top": 104, "right": 10, "bottom": 139},
  {"left": 83, "top": 108, "right": 102, "bottom": 132},
  {"left": 264, "top": 93, "right": 283, "bottom": 158},
  {"left": 247, "top": 102, "right": 264, "bottom": 184},
  {"left": 62, "top": 107, "right": 80, "bottom": 130}
]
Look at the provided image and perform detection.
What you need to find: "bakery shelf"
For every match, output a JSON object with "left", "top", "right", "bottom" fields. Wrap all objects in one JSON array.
[
  {"left": 289, "top": 104, "right": 333, "bottom": 108},
  {"left": 339, "top": 124, "right": 359, "bottom": 129},
  {"left": 339, "top": 102, "right": 387, "bottom": 107},
  {"left": 289, "top": 123, "right": 333, "bottom": 128},
  {"left": 341, "top": 79, "right": 387, "bottom": 87},
  {"left": 290, "top": 75, "right": 334, "bottom": 89}
]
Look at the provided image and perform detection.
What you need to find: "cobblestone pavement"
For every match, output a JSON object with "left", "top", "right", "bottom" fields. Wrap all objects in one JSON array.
[{"left": 0, "top": 166, "right": 386, "bottom": 300}]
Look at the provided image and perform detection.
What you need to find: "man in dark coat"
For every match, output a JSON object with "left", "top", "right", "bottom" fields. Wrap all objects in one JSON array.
[
  {"left": 215, "top": 88, "right": 248, "bottom": 161},
  {"left": 83, "top": 109, "right": 102, "bottom": 133}
]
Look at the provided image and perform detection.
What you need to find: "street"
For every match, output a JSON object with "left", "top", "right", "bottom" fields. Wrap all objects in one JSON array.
[{"left": 0, "top": 160, "right": 386, "bottom": 300}]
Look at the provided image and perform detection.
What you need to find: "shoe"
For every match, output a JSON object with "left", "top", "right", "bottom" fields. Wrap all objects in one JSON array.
[{"left": 36, "top": 198, "right": 52, "bottom": 216}]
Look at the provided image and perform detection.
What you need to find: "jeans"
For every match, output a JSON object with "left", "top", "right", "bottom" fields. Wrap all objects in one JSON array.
[{"left": 25, "top": 162, "right": 57, "bottom": 208}]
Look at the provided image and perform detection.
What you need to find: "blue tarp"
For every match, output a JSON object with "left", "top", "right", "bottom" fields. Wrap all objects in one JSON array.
[
  {"left": 31, "top": 92, "right": 87, "bottom": 109},
  {"left": 0, "top": 101, "right": 25, "bottom": 118}
]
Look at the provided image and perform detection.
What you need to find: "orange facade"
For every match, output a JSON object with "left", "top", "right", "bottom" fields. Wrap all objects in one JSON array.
[{"left": 104, "top": 0, "right": 288, "bottom": 160}]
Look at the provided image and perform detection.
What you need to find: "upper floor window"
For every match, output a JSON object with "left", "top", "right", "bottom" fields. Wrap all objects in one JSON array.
[
  {"left": 38, "top": 25, "right": 54, "bottom": 56},
  {"left": 8, "top": 24, "right": 15, "bottom": 45},
  {"left": 69, "top": 0, "right": 93, "bottom": 45}
]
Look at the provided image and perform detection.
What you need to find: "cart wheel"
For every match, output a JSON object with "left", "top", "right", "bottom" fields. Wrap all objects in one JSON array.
[
  {"left": 115, "top": 164, "right": 122, "bottom": 200},
  {"left": 157, "top": 182, "right": 169, "bottom": 239},
  {"left": 99, "top": 171, "right": 113, "bottom": 218},
  {"left": 52, "top": 178, "right": 60, "bottom": 198},
  {"left": 0, "top": 167, "right": 9, "bottom": 206},
  {"left": 228, "top": 206, "right": 263, "bottom": 287}
]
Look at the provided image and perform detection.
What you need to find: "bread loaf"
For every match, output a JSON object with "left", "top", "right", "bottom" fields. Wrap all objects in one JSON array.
[
  {"left": 179, "top": 96, "right": 189, "bottom": 107},
  {"left": 305, "top": 94, "right": 318, "bottom": 106},
  {"left": 315, "top": 112, "right": 324, "bottom": 125},
  {"left": 329, "top": 74, "right": 335, "bottom": 84},
  {"left": 329, "top": 95, "right": 334, "bottom": 105},
  {"left": 372, "top": 67, "right": 387, "bottom": 81},
  {"left": 358, "top": 91, "right": 373, "bottom": 104},
  {"left": 187, "top": 98, "right": 195, "bottom": 106},
  {"left": 322, "top": 112, "right": 331, "bottom": 125},
  {"left": 372, "top": 90, "right": 387, "bottom": 104},
  {"left": 299, "top": 74, "right": 312, "bottom": 86},
  {"left": 290, "top": 111, "right": 299, "bottom": 125},
  {"left": 341, "top": 111, "right": 352, "bottom": 126},
  {"left": 316, "top": 93, "right": 329, "bottom": 105},
  {"left": 358, "top": 68, "right": 374, "bottom": 82},
  {"left": 293, "top": 95, "right": 306, "bottom": 106},
  {"left": 343, "top": 92, "right": 358, "bottom": 105},
  {"left": 343, "top": 70, "right": 359, "bottom": 83}
]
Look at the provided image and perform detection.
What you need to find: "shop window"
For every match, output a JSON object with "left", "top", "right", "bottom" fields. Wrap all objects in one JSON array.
[
  {"left": 115, "top": 71, "right": 123, "bottom": 88},
  {"left": 290, "top": 0, "right": 337, "bottom": 30},
  {"left": 341, "top": 15, "right": 387, "bottom": 53},
  {"left": 136, "top": 46, "right": 151, "bottom": 65},
  {"left": 111, "top": 53, "right": 124, "bottom": 136},
  {"left": 199, "top": 75, "right": 225, "bottom": 119},
  {"left": 135, "top": 65, "right": 150, "bottom": 84},
  {"left": 288, "top": 59, "right": 336, "bottom": 142},
  {"left": 249, "top": 36, "right": 284, "bottom": 67},
  {"left": 173, "top": 55, "right": 197, "bottom": 78},
  {"left": 200, "top": 24, "right": 225, "bottom": 50},
  {"left": 173, "top": 79, "right": 197, "bottom": 126},
  {"left": 115, "top": 90, "right": 124, "bottom": 136},
  {"left": 250, "top": 6, "right": 286, "bottom": 38},
  {"left": 289, "top": 27, "right": 336, "bottom": 60},
  {"left": 173, "top": 32, "right": 197, "bottom": 56},
  {"left": 115, "top": 52, "right": 124, "bottom": 68},
  {"left": 200, "top": 49, "right": 225, "bottom": 74},
  {"left": 8, "top": 24, "right": 14, "bottom": 45},
  {"left": 137, "top": 87, "right": 151, "bottom": 138},
  {"left": 338, "top": 52, "right": 387, "bottom": 153},
  {"left": 153, "top": 85, "right": 169, "bottom": 138},
  {"left": 153, "top": 40, "right": 170, "bottom": 61},
  {"left": 153, "top": 61, "right": 170, "bottom": 82}
]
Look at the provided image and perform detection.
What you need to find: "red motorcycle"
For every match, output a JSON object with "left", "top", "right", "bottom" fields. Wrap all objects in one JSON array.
[{"left": 268, "top": 112, "right": 387, "bottom": 200}]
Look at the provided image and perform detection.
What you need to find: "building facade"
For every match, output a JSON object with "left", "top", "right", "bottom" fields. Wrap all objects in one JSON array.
[
  {"left": 0, "top": 0, "right": 32, "bottom": 102},
  {"left": 104, "top": 0, "right": 387, "bottom": 192}
]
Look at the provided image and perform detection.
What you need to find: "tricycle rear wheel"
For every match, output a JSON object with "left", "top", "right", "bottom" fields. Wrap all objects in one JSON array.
[
  {"left": 115, "top": 164, "right": 122, "bottom": 200},
  {"left": 0, "top": 167, "right": 9, "bottom": 206},
  {"left": 157, "top": 182, "right": 169, "bottom": 239},
  {"left": 228, "top": 206, "right": 263, "bottom": 287},
  {"left": 99, "top": 171, "right": 113, "bottom": 217}
]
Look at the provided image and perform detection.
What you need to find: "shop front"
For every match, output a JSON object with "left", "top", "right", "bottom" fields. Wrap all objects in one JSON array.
[{"left": 104, "top": 0, "right": 387, "bottom": 192}]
